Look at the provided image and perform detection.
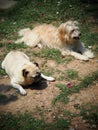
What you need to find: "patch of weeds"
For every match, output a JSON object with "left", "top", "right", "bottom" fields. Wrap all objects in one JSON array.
[
  {"left": 0, "top": 112, "right": 71, "bottom": 130},
  {"left": 0, "top": 67, "right": 6, "bottom": 76},
  {"left": 53, "top": 83, "right": 70, "bottom": 104},
  {"left": 5, "top": 43, "right": 27, "bottom": 50},
  {"left": 0, "top": 54, "right": 6, "bottom": 76},
  {"left": 80, "top": 104, "right": 98, "bottom": 128},
  {"left": 57, "top": 72, "right": 66, "bottom": 81},
  {"left": 81, "top": 24, "right": 98, "bottom": 47},
  {"left": 42, "top": 68, "right": 54, "bottom": 77},
  {"left": 53, "top": 71, "right": 98, "bottom": 104},
  {"left": 46, "top": 118, "right": 71, "bottom": 130},
  {"left": 57, "top": 69, "right": 78, "bottom": 81},
  {"left": 35, "top": 48, "right": 73, "bottom": 64},
  {"left": 73, "top": 70, "right": 98, "bottom": 92},
  {"left": 0, "top": 43, "right": 27, "bottom": 51},
  {"left": 40, "top": 48, "right": 62, "bottom": 63},
  {"left": 66, "top": 69, "right": 78, "bottom": 80},
  {"left": 62, "top": 110, "right": 77, "bottom": 118},
  {"left": 0, "top": 112, "right": 45, "bottom": 130},
  {"left": 0, "top": 43, "right": 4, "bottom": 48}
]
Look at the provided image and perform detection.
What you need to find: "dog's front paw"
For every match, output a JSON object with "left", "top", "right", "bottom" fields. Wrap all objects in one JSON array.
[
  {"left": 20, "top": 89, "right": 27, "bottom": 96},
  {"left": 88, "top": 52, "right": 94, "bottom": 59},
  {"left": 81, "top": 56, "right": 89, "bottom": 61},
  {"left": 84, "top": 51, "right": 94, "bottom": 59}
]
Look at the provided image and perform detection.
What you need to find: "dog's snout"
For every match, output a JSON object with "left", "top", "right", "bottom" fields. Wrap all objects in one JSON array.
[{"left": 73, "top": 36, "right": 79, "bottom": 40}]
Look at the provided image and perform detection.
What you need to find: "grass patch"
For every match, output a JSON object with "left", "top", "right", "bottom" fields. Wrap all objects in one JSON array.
[
  {"left": 33, "top": 48, "right": 73, "bottom": 64},
  {"left": 0, "top": 112, "right": 71, "bottom": 130},
  {"left": 54, "top": 71, "right": 98, "bottom": 103},
  {"left": 80, "top": 104, "right": 98, "bottom": 128},
  {"left": 57, "top": 69, "right": 78, "bottom": 81},
  {"left": 66, "top": 69, "right": 78, "bottom": 80},
  {"left": 0, "top": 68, "right": 6, "bottom": 76},
  {"left": 5, "top": 43, "right": 27, "bottom": 50},
  {"left": 0, "top": 43, "right": 27, "bottom": 51},
  {"left": 42, "top": 68, "right": 54, "bottom": 77}
]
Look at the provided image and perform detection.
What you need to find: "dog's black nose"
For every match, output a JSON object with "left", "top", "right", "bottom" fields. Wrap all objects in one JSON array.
[
  {"left": 79, "top": 33, "right": 81, "bottom": 36},
  {"left": 73, "top": 36, "right": 79, "bottom": 40}
]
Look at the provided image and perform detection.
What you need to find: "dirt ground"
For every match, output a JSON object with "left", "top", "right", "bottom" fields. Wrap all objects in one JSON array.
[{"left": 0, "top": 57, "right": 98, "bottom": 130}]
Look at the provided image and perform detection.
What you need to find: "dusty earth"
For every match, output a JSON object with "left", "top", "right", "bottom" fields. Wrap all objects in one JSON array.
[{"left": 0, "top": 55, "right": 98, "bottom": 130}]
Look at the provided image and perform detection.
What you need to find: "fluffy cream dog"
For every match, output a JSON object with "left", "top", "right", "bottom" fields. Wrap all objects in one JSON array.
[
  {"left": 15, "top": 20, "right": 94, "bottom": 61},
  {"left": 2, "top": 51, "right": 55, "bottom": 95}
]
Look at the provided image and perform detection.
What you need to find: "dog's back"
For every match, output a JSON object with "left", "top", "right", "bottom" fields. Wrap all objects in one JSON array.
[
  {"left": 33, "top": 24, "right": 61, "bottom": 48},
  {"left": 2, "top": 51, "right": 30, "bottom": 78}
]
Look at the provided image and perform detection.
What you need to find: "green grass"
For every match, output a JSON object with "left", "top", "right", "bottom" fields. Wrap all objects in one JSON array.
[
  {"left": 57, "top": 69, "right": 78, "bottom": 81},
  {"left": 54, "top": 71, "right": 98, "bottom": 104},
  {"left": 0, "top": 112, "right": 71, "bottom": 130},
  {"left": 80, "top": 104, "right": 98, "bottom": 128},
  {"left": 33, "top": 48, "right": 73, "bottom": 64},
  {"left": 42, "top": 68, "right": 54, "bottom": 76},
  {"left": 66, "top": 69, "right": 78, "bottom": 80}
]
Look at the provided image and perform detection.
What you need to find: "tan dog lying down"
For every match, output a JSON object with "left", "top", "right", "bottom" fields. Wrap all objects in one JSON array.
[
  {"left": 2, "top": 51, "right": 55, "bottom": 95},
  {"left": 16, "top": 20, "right": 94, "bottom": 61}
]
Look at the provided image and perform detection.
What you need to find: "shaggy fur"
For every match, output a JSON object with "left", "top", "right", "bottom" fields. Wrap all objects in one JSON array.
[
  {"left": 16, "top": 20, "right": 94, "bottom": 61},
  {"left": 2, "top": 51, "right": 55, "bottom": 95}
]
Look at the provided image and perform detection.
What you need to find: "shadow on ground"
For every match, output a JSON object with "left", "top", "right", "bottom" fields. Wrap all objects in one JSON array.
[
  {"left": 0, "top": 84, "right": 18, "bottom": 105},
  {"left": 0, "top": 79, "right": 48, "bottom": 105}
]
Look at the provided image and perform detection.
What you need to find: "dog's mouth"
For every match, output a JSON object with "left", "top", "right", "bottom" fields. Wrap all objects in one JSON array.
[{"left": 33, "top": 72, "right": 41, "bottom": 82}]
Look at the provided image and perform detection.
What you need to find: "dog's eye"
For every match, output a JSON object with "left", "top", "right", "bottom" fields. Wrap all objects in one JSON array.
[
  {"left": 22, "top": 69, "right": 29, "bottom": 77},
  {"left": 71, "top": 29, "right": 75, "bottom": 33}
]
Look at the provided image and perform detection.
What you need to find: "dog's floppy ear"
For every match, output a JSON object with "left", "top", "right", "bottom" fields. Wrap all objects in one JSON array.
[
  {"left": 58, "top": 23, "right": 65, "bottom": 34},
  {"left": 22, "top": 69, "right": 29, "bottom": 77},
  {"left": 33, "top": 62, "right": 39, "bottom": 67},
  {"left": 58, "top": 23, "right": 67, "bottom": 42}
]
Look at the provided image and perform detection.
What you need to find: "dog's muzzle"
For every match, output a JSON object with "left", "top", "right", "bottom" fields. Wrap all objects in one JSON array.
[
  {"left": 73, "top": 36, "right": 80, "bottom": 40},
  {"left": 34, "top": 72, "right": 41, "bottom": 82},
  {"left": 73, "top": 33, "right": 81, "bottom": 40}
]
